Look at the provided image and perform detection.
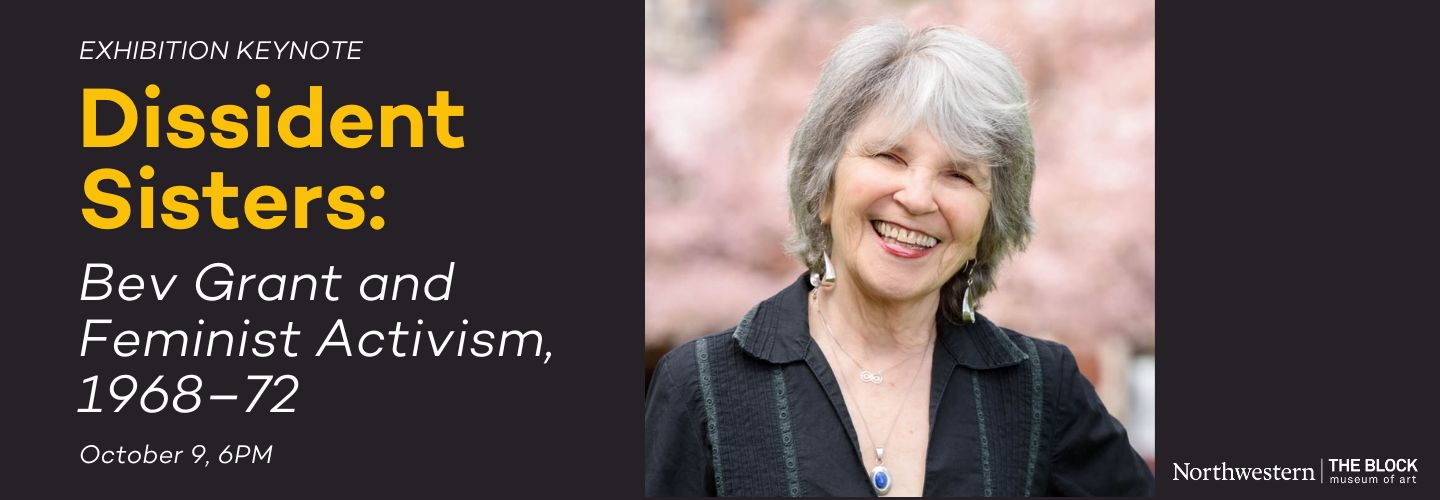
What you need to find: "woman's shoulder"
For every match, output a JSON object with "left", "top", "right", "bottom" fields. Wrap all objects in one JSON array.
[
  {"left": 994, "top": 327, "right": 1079, "bottom": 372},
  {"left": 987, "top": 328, "right": 1154, "bottom": 494},
  {"left": 991, "top": 325, "right": 1123, "bottom": 430},
  {"left": 649, "top": 327, "right": 743, "bottom": 392},
  {"left": 987, "top": 325, "right": 1093, "bottom": 413}
]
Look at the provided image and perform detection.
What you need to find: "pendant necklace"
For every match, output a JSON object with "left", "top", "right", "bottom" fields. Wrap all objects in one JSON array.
[
  {"left": 813, "top": 290, "right": 933, "bottom": 496},
  {"left": 813, "top": 292, "right": 928, "bottom": 385}
]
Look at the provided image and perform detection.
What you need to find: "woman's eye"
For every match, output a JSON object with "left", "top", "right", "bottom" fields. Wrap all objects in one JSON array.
[
  {"left": 947, "top": 170, "right": 972, "bottom": 183},
  {"left": 873, "top": 152, "right": 902, "bottom": 163}
]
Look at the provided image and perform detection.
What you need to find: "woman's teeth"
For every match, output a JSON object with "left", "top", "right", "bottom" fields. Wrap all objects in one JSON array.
[{"left": 873, "top": 221, "right": 938, "bottom": 249}]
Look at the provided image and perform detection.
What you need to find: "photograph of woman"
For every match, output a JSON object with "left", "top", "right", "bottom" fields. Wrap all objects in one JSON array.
[{"left": 645, "top": 3, "right": 1154, "bottom": 496}]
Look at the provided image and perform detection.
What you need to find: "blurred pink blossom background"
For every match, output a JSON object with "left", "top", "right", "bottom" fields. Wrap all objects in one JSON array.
[{"left": 645, "top": 0, "right": 1154, "bottom": 462}]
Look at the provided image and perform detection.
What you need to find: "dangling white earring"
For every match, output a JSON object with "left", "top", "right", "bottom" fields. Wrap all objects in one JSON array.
[
  {"left": 960, "top": 259, "right": 977, "bottom": 323},
  {"left": 961, "top": 285, "right": 975, "bottom": 323},
  {"left": 810, "top": 252, "right": 837, "bottom": 288}
]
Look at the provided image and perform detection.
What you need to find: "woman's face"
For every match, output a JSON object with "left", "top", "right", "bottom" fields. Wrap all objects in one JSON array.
[{"left": 822, "top": 114, "right": 993, "bottom": 305}]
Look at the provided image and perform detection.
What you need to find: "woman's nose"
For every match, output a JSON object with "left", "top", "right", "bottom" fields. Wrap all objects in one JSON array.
[{"left": 893, "top": 168, "right": 939, "bottom": 214}]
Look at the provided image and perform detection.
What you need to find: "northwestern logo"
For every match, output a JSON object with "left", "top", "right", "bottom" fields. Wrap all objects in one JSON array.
[{"left": 1173, "top": 462, "right": 1316, "bottom": 481}]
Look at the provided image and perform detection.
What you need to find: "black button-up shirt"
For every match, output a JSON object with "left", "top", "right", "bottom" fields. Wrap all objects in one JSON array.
[{"left": 644, "top": 274, "right": 1153, "bottom": 496}]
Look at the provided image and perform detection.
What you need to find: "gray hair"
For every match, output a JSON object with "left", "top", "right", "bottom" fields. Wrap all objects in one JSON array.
[{"left": 785, "top": 22, "right": 1035, "bottom": 320}]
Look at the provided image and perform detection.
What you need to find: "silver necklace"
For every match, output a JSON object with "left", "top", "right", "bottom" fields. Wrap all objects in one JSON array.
[
  {"left": 813, "top": 291, "right": 933, "bottom": 496},
  {"left": 813, "top": 292, "right": 929, "bottom": 385}
]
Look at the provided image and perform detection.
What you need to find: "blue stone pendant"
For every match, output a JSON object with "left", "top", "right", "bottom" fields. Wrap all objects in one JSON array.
[{"left": 871, "top": 465, "right": 892, "bottom": 496}]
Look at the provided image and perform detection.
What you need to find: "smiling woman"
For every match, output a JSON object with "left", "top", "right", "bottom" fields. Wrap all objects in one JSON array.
[
  {"left": 823, "top": 116, "right": 994, "bottom": 311},
  {"left": 644, "top": 21, "right": 1153, "bottom": 497}
]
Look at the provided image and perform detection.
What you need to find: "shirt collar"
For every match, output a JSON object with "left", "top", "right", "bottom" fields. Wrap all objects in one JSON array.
[{"left": 731, "top": 273, "right": 1029, "bottom": 370}]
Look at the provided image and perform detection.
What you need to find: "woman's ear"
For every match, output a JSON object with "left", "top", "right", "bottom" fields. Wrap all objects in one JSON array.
[{"left": 819, "top": 190, "right": 834, "bottom": 225}]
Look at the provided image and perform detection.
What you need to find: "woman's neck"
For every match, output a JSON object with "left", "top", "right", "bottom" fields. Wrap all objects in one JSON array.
[{"left": 815, "top": 282, "right": 937, "bottom": 357}]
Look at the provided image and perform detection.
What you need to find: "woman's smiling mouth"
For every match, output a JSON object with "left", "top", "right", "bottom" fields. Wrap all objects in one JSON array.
[{"left": 871, "top": 220, "right": 940, "bottom": 258}]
